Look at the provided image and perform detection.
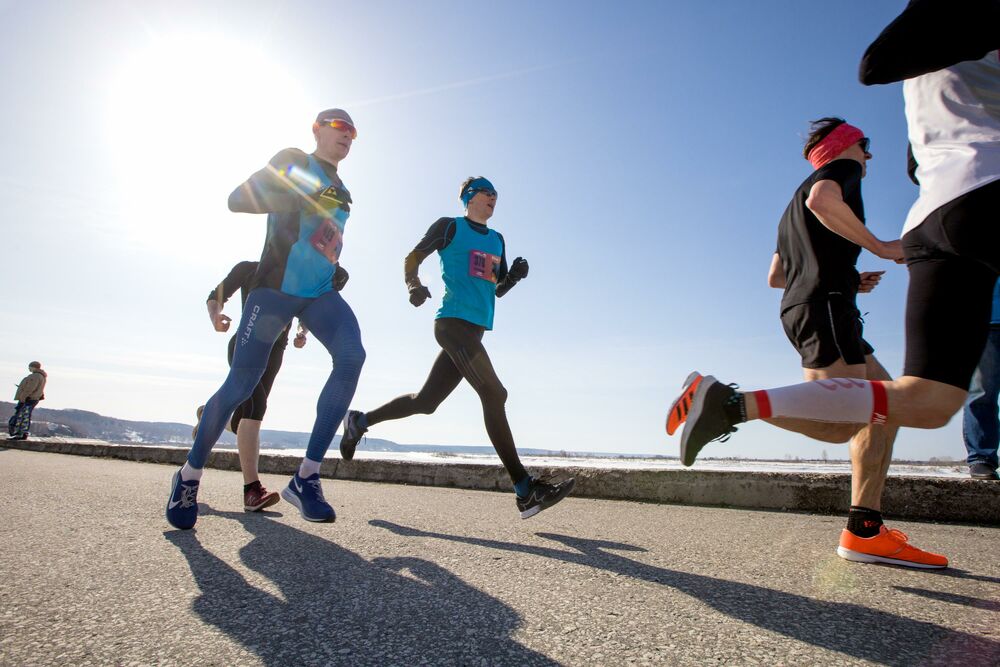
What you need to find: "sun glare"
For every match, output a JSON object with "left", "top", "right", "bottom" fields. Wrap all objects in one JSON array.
[{"left": 105, "top": 32, "right": 310, "bottom": 259}]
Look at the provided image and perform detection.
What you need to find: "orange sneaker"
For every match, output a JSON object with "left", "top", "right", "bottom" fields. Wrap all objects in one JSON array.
[
  {"left": 837, "top": 526, "right": 948, "bottom": 569},
  {"left": 666, "top": 372, "right": 703, "bottom": 435}
]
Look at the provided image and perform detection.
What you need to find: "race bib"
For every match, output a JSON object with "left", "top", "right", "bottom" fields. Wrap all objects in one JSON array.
[
  {"left": 468, "top": 250, "right": 501, "bottom": 283},
  {"left": 310, "top": 218, "right": 344, "bottom": 263}
]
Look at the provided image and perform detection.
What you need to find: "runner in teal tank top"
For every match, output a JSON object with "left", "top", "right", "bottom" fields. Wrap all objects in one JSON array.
[
  {"left": 339, "top": 176, "right": 574, "bottom": 519},
  {"left": 436, "top": 212, "right": 504, "bottom": 329}
]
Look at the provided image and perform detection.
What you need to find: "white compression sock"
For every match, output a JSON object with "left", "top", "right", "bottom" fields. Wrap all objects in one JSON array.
[
  {"left": 180, "top": 461, "right": 203, "bottom": 481},
  {"left": 754, "top": 379, "right": 887, "bottom": 425},
  {"left": 298, "top": 458, "right": 321, "bottom": 478}
]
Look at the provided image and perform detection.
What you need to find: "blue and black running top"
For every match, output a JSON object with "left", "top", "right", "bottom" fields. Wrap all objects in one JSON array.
[
  {"left": 438, "top": 216, "right": 504, "bottom": 329},
  {"left": 228, "top": 148, "right": 352, "bottom": 299},
  {"left": 405, "top": 216, "right": 521, "bottom": 330}
]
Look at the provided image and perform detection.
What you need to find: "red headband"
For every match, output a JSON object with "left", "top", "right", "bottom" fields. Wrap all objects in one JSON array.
[{"left": 806, "top": 123, "right": 864, "bottom": 169}]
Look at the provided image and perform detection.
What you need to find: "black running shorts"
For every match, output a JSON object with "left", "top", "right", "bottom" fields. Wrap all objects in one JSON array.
[
  {"left": 226, "top": 331, "right": 288, "bottom": 430},
  {"left": 901, "top": 179, "right": 1000, "bottom": 389},
  {"left": 780, "top": 295, "right": 874, "bottom": 369}
]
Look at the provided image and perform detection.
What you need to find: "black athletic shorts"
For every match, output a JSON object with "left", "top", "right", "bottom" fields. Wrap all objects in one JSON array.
[
  {"left": 226, "top": 330, "right": 288, "bottom": 430},
  {"left": 780, "top": 294, "right": 874, "bottom": 369},
  {"left": 901, "top": 179, "right": 1000, "bottom": 389}
]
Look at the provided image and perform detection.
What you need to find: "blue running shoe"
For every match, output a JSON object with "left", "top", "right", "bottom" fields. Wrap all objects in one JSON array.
[
  {"left": 166, "top": 469, "right": 200, "bottom": 530},
  {"left": 281, "top": 472, "right": 336, "bottom": 523}
]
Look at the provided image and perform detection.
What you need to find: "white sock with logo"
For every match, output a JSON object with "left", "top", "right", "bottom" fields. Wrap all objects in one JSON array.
[
  {"left": 180, "top": 461, "right": 203, "bottom": 482},
  {"left": 298, "top": 458, "right": 321, "bottom": 479},
  {"left": 756, "top": 379, "right": 887, "bottom": 425}
]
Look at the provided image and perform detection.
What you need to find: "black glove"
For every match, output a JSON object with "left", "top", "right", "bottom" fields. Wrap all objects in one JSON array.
[
  {"left": 508, "top": 257, "right": 529, "bottom": 281},
  {"left": 333, "top": 265, "right": 349, "bottom": 291},
  {"left": 409, "top": 285, "right": 432, "bottom": 307}
]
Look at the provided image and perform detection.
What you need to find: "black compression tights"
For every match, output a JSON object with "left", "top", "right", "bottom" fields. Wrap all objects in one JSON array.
[{"left": 365, "top": 317, "right": 528, "bottom": 484}]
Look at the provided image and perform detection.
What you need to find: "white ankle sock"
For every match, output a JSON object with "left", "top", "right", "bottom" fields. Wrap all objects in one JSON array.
[
  {"left": 298, "top": 458, "right": 321, "bottom": 478},
  {"left": 754, "top": 379, "right": 887, "bottom": 425},
  {"left": 180, "top": 462, "right": 203, "bottom": 482}
]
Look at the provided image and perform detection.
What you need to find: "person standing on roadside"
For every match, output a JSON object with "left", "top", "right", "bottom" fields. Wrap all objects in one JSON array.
[
  {"left": 9, "top": 361, "right": 47, "bottom": 441},
  {"left": 963, "top": 279, "right": 1000, "bottom": 480}
]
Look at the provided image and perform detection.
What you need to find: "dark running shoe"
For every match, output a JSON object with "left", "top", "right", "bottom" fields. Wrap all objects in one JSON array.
[
  {"left": 192, "top": 405, "right": 204, "bottom": 441},
  {"left": 678, "top": 374, "right": 742, "bottom": 466},
  {"left": 244, "top": 483, "right": 280, "bottom": 511},
  {"left": 166, "top": 469, "right": 200, "bottom": 530},
  {"left": 969, "top": 462, "right": 999, "bottom": 480},
  {"left": 517, "top": 476, "right": 575, "bottom": 519},
  {"left": 281, "top": 472, "right": 336, "bottom": 523},
  {"left": 339, "top": 410, "right": 367, "bottom": 461}
]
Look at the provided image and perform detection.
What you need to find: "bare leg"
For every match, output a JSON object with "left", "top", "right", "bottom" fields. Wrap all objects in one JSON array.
[
  {"left": 755, "top": 357, "right": 898, "bottom": 508},
  {"left": 849, "top": 356, "right": 897, "bottom": 510},
  {"left": 237, "top": 418, "right": 262, "bottom": 485},
  {"left": 883, "top": 376, "right": 968, "bottom": 428}
]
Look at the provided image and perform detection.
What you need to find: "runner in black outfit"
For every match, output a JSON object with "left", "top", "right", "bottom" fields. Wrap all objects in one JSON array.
[
  {"left": 760, "top": 118, "right": 906, "bottom": 553},
  {"left": 338, "top": 177, "right": 574, "bottom": 519}
]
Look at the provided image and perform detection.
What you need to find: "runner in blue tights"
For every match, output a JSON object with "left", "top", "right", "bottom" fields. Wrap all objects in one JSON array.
[{"left": 167, "top": 109, "right": 365, "bottom": 529}]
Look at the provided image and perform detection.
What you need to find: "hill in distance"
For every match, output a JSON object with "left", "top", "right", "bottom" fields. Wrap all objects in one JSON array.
[{"left": 0, "top": 402, "right": 607, "bottom": 458}]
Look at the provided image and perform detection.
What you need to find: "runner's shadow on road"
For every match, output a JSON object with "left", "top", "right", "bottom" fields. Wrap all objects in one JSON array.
[
  {"left": 370, "top": 520, "right": 999, "bottom": 667},
  {"left": 164, "top": 507, "right": 556, "bottom": 667},
  {"left": 914, "top": 567, "right": 1000, "bottom": 585},
  {"left": 893, "top": 586, "right": 1000, "bottom": 612}
]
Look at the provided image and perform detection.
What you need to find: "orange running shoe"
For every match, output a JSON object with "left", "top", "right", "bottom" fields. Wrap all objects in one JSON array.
[
  {"left": 666, "top": 372, "right": 703, "bottom": 435},
  {"left": 837, "top": 526, "right": 948, "bottom": 569}
]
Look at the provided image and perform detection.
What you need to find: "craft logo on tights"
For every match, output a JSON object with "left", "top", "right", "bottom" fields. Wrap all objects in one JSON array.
[{"left": 241, "top": 305, "right": 261, "bottom": 346}]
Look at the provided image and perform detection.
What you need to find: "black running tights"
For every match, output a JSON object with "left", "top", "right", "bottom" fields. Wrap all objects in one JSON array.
[{"left": 365, "top": 317, "right": 528, "bottom": 484}]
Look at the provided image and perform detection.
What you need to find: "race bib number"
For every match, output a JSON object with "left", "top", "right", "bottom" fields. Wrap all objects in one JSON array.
[
  {"left": 468, "top": 250, "right": 501, "bottom": 283},
  {"left": 310, "top": 218, "right": 344, "bottom": 263}
]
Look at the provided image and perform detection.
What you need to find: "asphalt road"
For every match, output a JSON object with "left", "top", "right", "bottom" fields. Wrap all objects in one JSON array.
[{"left": 1, "top": 449, "right": 997, "bottom": 666}]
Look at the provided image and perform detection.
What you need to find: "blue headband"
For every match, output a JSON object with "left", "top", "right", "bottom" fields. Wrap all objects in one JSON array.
[{"left": 461, "top": 178, "right": 497, "bottom": 206}]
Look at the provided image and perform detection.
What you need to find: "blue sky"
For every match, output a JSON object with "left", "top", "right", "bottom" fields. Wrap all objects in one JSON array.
[{"left": 0, "top": 1, "right": 967, "bottom": 460}]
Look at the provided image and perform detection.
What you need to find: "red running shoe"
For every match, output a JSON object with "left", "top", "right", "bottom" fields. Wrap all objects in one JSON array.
[{"left": 244, "top": 484, "right": 280, "bottom": 512}]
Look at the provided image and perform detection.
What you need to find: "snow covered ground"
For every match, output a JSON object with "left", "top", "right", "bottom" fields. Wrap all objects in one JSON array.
[
  {"left": 16, "top": 437, "right": 970, "bottom": 478},
  {"left": 255, "top": 448, "right": 968, "bottom": 478}
]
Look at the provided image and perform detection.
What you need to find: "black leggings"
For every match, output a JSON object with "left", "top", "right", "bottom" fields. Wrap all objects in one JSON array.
[
  {"left": 365, "top": 317, "right": 528, "bottom": 484},
  {"left": 902, "top": 179, "right": 1000, "bottom": 389},
  {"left": 226, "top": 331, "right": 288, "bottom": 432}
]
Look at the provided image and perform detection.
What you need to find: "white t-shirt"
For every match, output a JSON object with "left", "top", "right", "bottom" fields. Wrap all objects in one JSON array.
[{"left": 902, "top": 50, "right": 1000, "bottom": 235}]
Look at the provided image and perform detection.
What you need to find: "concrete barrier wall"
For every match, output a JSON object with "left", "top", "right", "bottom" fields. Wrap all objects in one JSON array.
[{"left": 5, "top": 440, "right": 998, "bottom": 525}]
